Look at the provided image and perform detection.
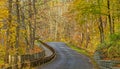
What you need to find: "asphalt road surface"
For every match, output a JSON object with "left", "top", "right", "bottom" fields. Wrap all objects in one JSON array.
[{"left": 36, "top": 42, "right": 94, "bottom": 69}]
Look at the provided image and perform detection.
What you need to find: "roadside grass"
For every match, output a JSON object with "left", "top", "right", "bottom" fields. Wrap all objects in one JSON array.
[{"left": 67, "top": 43, "right": 99, "bottom": 69}]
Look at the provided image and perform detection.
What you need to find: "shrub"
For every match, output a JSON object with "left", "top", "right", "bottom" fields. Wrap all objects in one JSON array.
[{"left": 97, "top": 33, "right": 120, "bottom": 59}]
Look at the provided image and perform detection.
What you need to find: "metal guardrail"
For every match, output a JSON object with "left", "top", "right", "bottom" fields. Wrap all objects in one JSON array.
[
  {"left": 38, "top": 40, "right": 56, "bottom": 64},
  {"left": 94, "top": 51, "right": 120, "bottom": 69},
  {"left": 2, "top": 40, "right": 56, "bottom": 69}
]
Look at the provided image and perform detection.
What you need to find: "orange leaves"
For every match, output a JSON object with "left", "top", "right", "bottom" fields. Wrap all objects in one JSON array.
[{"left": 29, "top": 45, "right": 42, "bottom": 54}]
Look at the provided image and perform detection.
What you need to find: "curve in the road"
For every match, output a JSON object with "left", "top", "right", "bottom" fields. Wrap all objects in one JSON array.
[{"left": 36, "top": 42, "right": 94, "bottom": 69}]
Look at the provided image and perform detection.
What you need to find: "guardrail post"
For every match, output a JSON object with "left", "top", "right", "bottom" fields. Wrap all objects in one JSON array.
[
  {"left": 5, "top": 40, "right": 56, "bottom": 69},
  {"left": 9, "top": 55, "right": 11, "bottom": 64}
]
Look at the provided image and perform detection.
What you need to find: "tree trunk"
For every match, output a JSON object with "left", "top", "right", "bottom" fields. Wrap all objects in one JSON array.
[
  {"left": 98, "top": 0, "right": 104, "bottom": 43},
  {"left": 98, "top": 16, "right": 104, "bottom": 43},
  {"left": 15, "top": 0, "right": 20, "bottom": 48},
  {"left": 5, "top": 0, "right": 12, "bottom": 63},
  {"left": 32, "top": 0, "right": 37, "bottom": 47},
  {"left": 107, "top": 0, "right": 114, "bottom": 34},
  {"left": 21, "top": 8, "right": 29, "bottom": 46},
  {"left": 55, "top": 20, "right": 58, "bottom": 41},
  {"left": 112, "top": 16, "right": 115, "bottom": 33},
  {"left": 28, "top": 0, "right": 33, "bottom": 49}
]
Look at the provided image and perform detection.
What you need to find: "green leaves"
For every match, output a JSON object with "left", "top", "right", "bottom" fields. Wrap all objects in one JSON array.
[
  {"left": 109, "top": 33, "right": 120, "bottom": 41},
  {"left": 97, "top": 33, "right": 120, "bottom": 58}
]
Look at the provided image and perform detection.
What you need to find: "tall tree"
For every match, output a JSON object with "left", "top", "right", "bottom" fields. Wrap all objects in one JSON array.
[
  {"left": 107, "top": 0, "right": 114, "bottom": 34},
  {"left": 15, "top": 0, "right": 20, "bottom": 48},
  {"left": 28, "top": 0, "right": 33, "bottom": 49},
  {"left": 98, "top": 0, "right": 104, "bottom": 43},
  {"left": 5, "top": 0, "right": 12, "bottom": 63},
  {"left": 32, "top": 0, "right": 37, "bottom": 47}
]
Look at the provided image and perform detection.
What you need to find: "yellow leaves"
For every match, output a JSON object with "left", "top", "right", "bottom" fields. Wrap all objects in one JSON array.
[
  {"left": 9, "top": 48, "right": 17, "bottom": 55},
  {"left": 9, "top": 26, "right": 16, "bottom": 32},
  {"left": 48, "top": 1, "right": 63, "bottom": 7},
  {"left": 0, "top": 44, "right": 5, "bottom": 52},
  {"left": 0, "top": 0, "right": 8, "bottom": 45},
  {"left": 20, "top": 29, "right": 26, "bottom": 35},
  {"left": 6, "top": 23, "right": 17, "bottom": 48},
  {"left": 0, "top": 29, "right": 6, "bottom": 40},
  {"left": 0, "top": 23, "right": 3, "bottom": 28},
  {"left": 0, "top": 8, "right": 8, "bottom": 18},
  {"left": 0, "top": 0, "right": 8, "bottom": 19},
  {"left": 0, "top": 44, "right": 5, "bottom": 63},
  {"left": 8, "top": 23, "right": 17, "bottom": 45},
  {"left": 61, "top": 38, "right": 66, "bottom": 42},
  {"left": 18, "top": 41, "right": 27, "bottom": 55},
  {"left": 0, "top": 0, "right": 6, "bottom": 5},
  {"left": 48, "top": 1, "right": 54, "bottom": 7}
]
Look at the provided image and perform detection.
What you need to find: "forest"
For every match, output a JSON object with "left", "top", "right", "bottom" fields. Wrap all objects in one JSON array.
[{"left": 0, "top": 0, "right": 120, "bottom": 68}]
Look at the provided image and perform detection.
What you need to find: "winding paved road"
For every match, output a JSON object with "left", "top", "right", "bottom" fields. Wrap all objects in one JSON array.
[{"left": 36, "top": 42, "right": 94, "bottom": 69}]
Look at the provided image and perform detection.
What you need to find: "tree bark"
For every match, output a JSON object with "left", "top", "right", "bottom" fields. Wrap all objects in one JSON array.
[
  {"left": 98, "top": 16, "right": 104, "bottom": 43},
  {"left": 5, "top": 0, "right": 12, "bottom": 63},
  {"left": 107, "top": 0, "right": 114, "bottom": 34},
  {"left": 16, "top": 0, "right": 20, "bottom": 48},
  {"left": 28, "top": 0, "right": 33, "bottom": 49},
  {"left": 32, "top": 0, "right": 37, "bottom": 47},
  {"left": 97, "top": 0, "right": 104, "bottom": 43}
]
